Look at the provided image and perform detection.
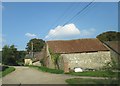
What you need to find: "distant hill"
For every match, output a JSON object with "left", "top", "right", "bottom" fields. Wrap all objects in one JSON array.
[{"left": 96, "top": 31, "right": 120, "bottom": 41}]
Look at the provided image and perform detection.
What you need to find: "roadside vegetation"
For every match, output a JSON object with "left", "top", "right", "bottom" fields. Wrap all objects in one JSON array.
[
  {"left": 29, "top": 65, "right": 119, "bottom": 78},
  {"left": 66, "top": 62, "right": 119, "bottom": 78},
  {"left": 29, "top": 65, "right": 64, "bottom": 74},
  {"left": 65, "top": 62, "right": 119, "bottom": 85},
  {"left": 0, "top": 66, "right": 15, "bottom": 78},
  {"left": 49, "top": 48, "right": 60, "bottom": 69},
  {"left": 2, "top": 45, "right": 26, "bottom": 66},
  {"left": 66, "top": 71, "right": 118, "bottom": 77},
  {"left": 65, "top": 78, "right": 118, "bottom": 85}
]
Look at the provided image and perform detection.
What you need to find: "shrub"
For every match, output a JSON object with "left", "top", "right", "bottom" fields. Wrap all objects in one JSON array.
[
  {"left": 0, "top": 66, "right": 9, "bottom": 71},
  {"left": 0, "top": 67, "right": 15, "bottom": 77}
]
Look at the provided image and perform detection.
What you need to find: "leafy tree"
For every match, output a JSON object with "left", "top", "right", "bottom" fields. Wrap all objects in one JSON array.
[
  {"left": 26, "top": 38, "right": 45, "bottom": 52},
  {"left": 2, "top": 45, "right": 18, "bottom": 65},
  {"left": 97, "top": 31, "right": 120, "bottom": 41},
  {"left": 16, "top": 51, "right": 27, "bottom": 65}
]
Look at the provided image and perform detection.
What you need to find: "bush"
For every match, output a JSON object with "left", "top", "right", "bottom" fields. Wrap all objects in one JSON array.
[
  {"left": 0, "top": 66, "right": 9, "bottom": 71},
  {"left": 2, "top": 66, "right": 9, "bottom": 71},
  {"left": 0, "top": 67, "right": 15, "bottom": 78}
]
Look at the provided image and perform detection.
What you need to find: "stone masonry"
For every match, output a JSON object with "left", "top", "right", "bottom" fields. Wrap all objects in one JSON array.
[{"left": 60, "top": 51, "right": 111, "bottom": 70}]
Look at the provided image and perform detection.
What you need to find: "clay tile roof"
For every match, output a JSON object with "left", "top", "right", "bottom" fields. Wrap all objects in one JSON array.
[{"left": 46, "top": 38, "right": 109, "bottom": 54}]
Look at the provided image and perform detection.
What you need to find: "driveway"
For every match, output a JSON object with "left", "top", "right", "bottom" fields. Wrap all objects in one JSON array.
[{"left": 2, "top": 66, "right": 106, "bottom": 84}]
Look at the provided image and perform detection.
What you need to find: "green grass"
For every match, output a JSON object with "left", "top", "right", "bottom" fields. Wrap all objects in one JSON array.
[
  {"left": 0, "top": 67, "right": 15, "bottom": 78},
  {"left": 66, "top": 78, "right": 119, "bottom": 86},
  {"left": 29, "top": 65, "right": 119, "bottom": 78},
  {"left": 29, "top": 65, "right": 64, "bottom": 74},
  {"left": 67, "top": 71, "right": 119, "bottom": 77}
]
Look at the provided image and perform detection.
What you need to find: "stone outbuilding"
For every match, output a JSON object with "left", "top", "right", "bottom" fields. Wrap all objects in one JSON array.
[
  {"left": 24, "top": 47, "right": 46, "bottom": 66},
  {"left": 45, "top": 38, "right": 111, "bottom": 72}
]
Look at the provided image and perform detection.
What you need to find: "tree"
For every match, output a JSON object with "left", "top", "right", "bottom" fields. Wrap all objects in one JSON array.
[
  {"left": 96, "top": 31, "right": 120, "bottom": 41},
  {"left": 26, "top": 38, "right": 45, "bottom": 52},
  {"left": 2, "top": 45, "right": 18, "bottom": 65},
  {"left": 17, "top": 51, "right": 27, "bottom": 65}
]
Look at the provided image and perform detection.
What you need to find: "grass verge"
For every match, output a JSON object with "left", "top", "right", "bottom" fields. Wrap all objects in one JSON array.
[
  {"left": 0, "top": 67, "right": 15, "bottom": 78},
  {"left": 65, "top": 78, "right": 119, "bottom": 85},
  {"left": 29, "top": 65, "right": 119, "bottom": 78},
  {"left": 29, "top": 65, "right": 64, "bottom": 74},
  {"left": 67, "top": 71, "right": 119, "bottom": 77}
]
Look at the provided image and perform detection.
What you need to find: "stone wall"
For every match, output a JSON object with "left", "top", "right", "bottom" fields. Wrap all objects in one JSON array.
[
  {"left": 33, "top": 61, "right": 41, "bottom": 66},
  {"left": 45, "top": 44, "right": 55, "bottom": 69},
  {"left": 60, "top": 51, "right": 111, "bottom": 70}
]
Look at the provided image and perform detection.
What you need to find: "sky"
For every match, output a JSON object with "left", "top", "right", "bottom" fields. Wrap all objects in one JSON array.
[
  {"left": 2, "top": 0, "right": 120, "bottom": 2},
  {"left": 2, "top": 2, "right": 118, "bottom": 50}
]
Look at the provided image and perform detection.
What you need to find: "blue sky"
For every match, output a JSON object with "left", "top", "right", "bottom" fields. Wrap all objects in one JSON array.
[{"left": 2, "top": 2, "right": 118, "bottom": 50}]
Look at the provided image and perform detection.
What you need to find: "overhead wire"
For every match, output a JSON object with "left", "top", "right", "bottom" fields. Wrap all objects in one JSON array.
[
  {"left": 46, "top": 0, "right": 95, "bottom": 40},
  {"left": 74, "top": 2, "right": 96, "bottom": 24},
  {"left": 45, "top": 2, "right": 82, "bottom": 40},
  {"left": 63, "top": 0, "right": 95, "bottom": 26},
  {"left": 48, "top": 3, "right": 74, "bottom": 31}
]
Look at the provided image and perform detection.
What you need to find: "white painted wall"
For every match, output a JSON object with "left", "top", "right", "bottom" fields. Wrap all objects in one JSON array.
[{"left": 24, "top": 59, "right": 32, "bottom": 65}]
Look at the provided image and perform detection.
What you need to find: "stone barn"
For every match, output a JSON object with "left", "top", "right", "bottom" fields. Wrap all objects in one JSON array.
[{"left": 45, "top": 38, "right": 111, "bottom": 72}]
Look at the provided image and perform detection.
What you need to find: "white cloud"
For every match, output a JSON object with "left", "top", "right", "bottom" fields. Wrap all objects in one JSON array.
[
  {"left": 45, "top": 23, "right": 96, "bottom": 40},
  {"left": 45, "top": 23, "right": 80, "bottom": 40},
  {"left": 25, "top": 33, "right": 37, "bottom": 38},
  {"left": 81, "top": 28, "right": 96, "bottom": 36}
]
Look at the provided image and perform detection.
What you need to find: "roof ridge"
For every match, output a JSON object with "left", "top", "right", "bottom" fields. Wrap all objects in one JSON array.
[{"left": 46, "top": 38, "right": 98, "bottom": 42}]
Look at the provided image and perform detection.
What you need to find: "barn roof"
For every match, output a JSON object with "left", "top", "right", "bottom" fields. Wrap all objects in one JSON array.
[{"left": 46, "top": 38, "right": 109, "bottom": 54}]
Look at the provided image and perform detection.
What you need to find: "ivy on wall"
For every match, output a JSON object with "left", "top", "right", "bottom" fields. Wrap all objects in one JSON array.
[{"left": 49, "top": 48, "right": 60, "bottom": 69}]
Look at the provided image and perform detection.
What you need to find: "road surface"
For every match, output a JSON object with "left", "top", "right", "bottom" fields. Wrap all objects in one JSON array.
[{"left": 2, "top": 66, "right": 106, "bottom": 84}]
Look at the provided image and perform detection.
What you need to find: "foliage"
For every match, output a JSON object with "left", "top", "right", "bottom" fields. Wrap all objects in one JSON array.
[
  {"left": 17, "top": 51, "right": 27, "bottom": 65},
  {"left": 65, "top": 78, "right": 118, "bottom": 85},
  {"left": 67, "top": 71, "right": 118, "bottom": 77},
  {"left": 2, "top": 45, "right": 26, "bottom": 66},
  {"left": 26, "top": 38, "right": 45, "bottom": 52},
  {"left": 0, "top": 67, "right": 15, "bottom": 78},
  {"left": 49, "top": 48, "right": 60, "bottom": 69},
  {"left": 29, "top": 65, "right": 64, "bottom": 74},
  {"left": 102, "top": 62, "right": 113, "bottom": 71},
  {"left": 0, "top": 65, "right": 9, "bottom": 71},
  {"left": 96, "top": 31, "right": 120, "bottom": 41},
  {"left": 2, "top": 45, "right": 18, "bottom": 65},
  {"left": 111, "top": 60, "right": 120, "bottom": 70}
]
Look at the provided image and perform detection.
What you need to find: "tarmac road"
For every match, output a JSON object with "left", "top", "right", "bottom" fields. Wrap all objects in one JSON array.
[{"left": 2, "top": 66, "right": 107, "bottom": 85}]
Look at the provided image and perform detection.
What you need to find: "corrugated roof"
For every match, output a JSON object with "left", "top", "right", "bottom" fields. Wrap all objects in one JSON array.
[{"left": 47, "top": 38, "right": 109, "bottom": 54}]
